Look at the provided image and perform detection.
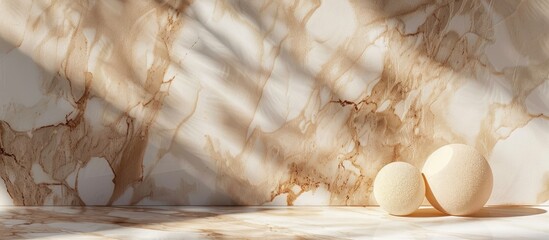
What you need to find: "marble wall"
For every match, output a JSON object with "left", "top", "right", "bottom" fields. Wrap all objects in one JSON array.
[{"left": 0, "top": 0, "right": 548, "bottom": 206}]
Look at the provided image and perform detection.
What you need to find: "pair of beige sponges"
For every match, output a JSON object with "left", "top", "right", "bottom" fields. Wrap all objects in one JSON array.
[{"left": 373, "top": 144, "right": 493, "bottom": 216}]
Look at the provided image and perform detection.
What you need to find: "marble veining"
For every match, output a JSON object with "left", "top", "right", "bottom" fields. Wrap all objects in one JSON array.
[
  {"left": 0, "top": 0, "right": 549, "bottom": 206},
  {"left": 0, "top": 206, "right": 548, "bottom": 239}
]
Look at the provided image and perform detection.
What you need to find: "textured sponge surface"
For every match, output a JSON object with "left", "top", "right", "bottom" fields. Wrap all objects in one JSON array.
[
  {"left": 374, "top": 162, "right": 425, "bottom": 216},
  {"left": 422, "top": 144, "right": 493, "bottom": 216}
]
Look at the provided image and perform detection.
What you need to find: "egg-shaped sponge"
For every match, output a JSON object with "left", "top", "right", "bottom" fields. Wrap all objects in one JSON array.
[
  {"left": 422, "top": 144, "right": 493, "bottom": 216},
  {"left": 373, "top": 162, "right": 425, "bottom": 216}
]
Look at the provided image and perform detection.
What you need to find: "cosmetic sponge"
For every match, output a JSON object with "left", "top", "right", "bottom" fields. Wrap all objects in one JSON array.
[
  {"left": 374, "top": 162, "right": 425, "bottom": 216},
  {"left": 422, "top": 144, "right": 493, "bottom": 216}
]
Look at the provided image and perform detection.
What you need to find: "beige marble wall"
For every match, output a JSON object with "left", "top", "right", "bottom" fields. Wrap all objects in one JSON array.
[{"left": 0, "top": 0, "right": 548, "bottom": 206}]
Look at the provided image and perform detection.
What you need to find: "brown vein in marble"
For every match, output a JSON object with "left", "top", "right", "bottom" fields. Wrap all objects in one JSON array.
[
  {"left": 209, "top": 0, "right": 549, "bottom": 205},
  {"left": 0, "top": 0, "right": 191, "bottom": 205},
  {"left": 0, "top": 0, "right": 549, "bottom": 206}
]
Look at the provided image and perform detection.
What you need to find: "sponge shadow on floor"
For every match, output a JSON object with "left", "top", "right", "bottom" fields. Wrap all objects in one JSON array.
[{"left": 404, "top": 206, "right": 547, "bottom": 218}]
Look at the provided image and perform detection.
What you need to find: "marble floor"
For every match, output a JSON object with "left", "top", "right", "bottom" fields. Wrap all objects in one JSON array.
[{"left": 0, "top": 206, "right": 547, "bottom": 239}]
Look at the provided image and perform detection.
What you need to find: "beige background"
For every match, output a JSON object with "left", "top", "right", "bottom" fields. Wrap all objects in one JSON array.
[{"left": 0, "top": 0, "right": 548, "bottom": 206}]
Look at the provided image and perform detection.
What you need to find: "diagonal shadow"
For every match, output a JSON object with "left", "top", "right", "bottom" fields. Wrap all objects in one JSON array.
[{"left": 1, "top": 0, "right": 549, "bottom": 238}]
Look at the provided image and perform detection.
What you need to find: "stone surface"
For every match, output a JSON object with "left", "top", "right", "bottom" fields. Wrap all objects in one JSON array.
[
  {"left": 0, "top": 0, "right": 548, "bottom": 205},
  {"left": 0, "top": 206, "right": 548, "bottom": 239}
]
